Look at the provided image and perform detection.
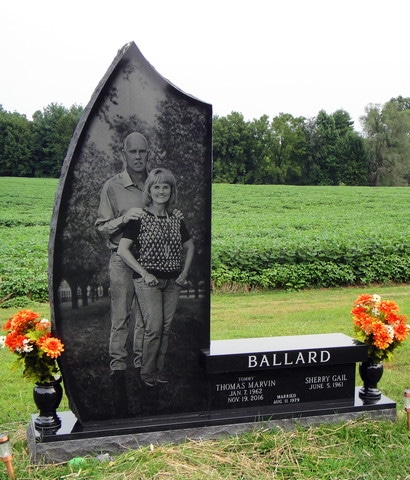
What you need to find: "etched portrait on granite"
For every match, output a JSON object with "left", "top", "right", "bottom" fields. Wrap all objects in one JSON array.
[{"left": 49, "top": 42, "right": 212, "bottom": 422}]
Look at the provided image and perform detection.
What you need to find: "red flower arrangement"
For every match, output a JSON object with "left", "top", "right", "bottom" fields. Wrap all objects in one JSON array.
[
  {"left": 1, "top": 309, "right": 64, "bottom": 384},
  {"left": 352, "top": 294, "right": 409, "bottom": 363}
]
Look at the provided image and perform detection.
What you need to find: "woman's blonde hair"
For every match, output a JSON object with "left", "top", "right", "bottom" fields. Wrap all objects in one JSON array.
[{"left": 142, "top": 168, "right": 177, "bottom": 208}]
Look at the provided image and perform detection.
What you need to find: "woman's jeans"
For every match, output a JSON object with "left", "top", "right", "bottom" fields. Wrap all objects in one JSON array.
[
  {"left": 134, "top": 277, "right": 181, "bottom": 382},
  {"left": 109, "top": 253, "right": 144, "bottom": 371}
]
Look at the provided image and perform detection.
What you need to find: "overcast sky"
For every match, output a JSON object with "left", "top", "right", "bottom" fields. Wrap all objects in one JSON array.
[{"left": 1, "top": 0, "right": 409, "bottom": 131}]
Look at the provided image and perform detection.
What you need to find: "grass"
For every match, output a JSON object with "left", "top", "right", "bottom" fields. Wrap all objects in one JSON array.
[
  {"left": 1, "top": 286, "right": 410, "bottom": 479},
  {"left": 8, "top": 421, "right": 410, "bottom": 479},
  {"left": 211, "top": 286, "right": 410, "bottom": 340}
]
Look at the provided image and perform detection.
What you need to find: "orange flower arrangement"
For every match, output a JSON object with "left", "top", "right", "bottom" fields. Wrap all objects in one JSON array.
[
  {"left": 352, "top": 294, "right": 409, "bottom": 363},
  {"left": 1, "top": 309, "right": 64, "bottom": 383}
]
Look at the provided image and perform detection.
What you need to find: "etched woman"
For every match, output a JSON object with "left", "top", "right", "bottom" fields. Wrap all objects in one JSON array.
[{"left": 118, "top": 168, "right": 194, "bottom": 386}]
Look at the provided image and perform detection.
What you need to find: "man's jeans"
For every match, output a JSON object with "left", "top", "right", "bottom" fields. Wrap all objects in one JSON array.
[
  {"left": 109, "top": 253, "right": 144, "bottom": 371},
  {"left": 134, "top": 278, "right": 181, "bottom": 382}
]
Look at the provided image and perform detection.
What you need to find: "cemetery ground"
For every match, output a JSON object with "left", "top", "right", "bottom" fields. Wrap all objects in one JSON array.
[
  {"left": 0, "top": 177, "right": 409, "bottom": 478},
  {"left": 0, "top": 287, "right": 409, "bottom": 479}
]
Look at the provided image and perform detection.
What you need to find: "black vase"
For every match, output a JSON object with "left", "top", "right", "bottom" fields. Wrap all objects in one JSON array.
[
  {"left": 358, "top": 361, "right": 383, "bottom": 404},
  {"left": 33, "top": 378, "right": 63, "bottom": 434}
]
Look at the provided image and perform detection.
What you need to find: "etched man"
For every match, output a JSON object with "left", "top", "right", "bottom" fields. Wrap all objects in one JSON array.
[{"left": 95, "top": 132, "right": 149, "bottom": 416}]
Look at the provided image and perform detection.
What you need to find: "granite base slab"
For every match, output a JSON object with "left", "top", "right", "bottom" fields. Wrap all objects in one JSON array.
[{"left": 27, "top": 388, "right": 396, "bottom": 463}]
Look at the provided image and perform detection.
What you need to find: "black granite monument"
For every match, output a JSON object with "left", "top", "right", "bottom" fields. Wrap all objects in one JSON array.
[
  {"left": 28, "top": 42, "right": 396, "bottom": 462},
  {"left": 48, "top": 42, "right": 212, "bottom": 422}
]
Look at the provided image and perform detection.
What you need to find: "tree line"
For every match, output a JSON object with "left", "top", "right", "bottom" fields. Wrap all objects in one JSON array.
[
  {"left": 0, "top": 103, "right": 83, "bottom": 178},
  {"left": 1, "top": 96, "right": 410, "bottom": 185}
]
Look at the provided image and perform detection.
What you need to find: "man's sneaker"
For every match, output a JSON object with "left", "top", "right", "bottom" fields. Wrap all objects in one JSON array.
[
  {"left": 156, "top": 374, "right": 168, "bottom": 384},
  {"left": 142, "top": 377, "right": 156, "bottom": 387}
]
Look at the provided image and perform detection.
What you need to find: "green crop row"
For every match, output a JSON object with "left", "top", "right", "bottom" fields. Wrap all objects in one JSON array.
[
  {"left": 0, "top": 226, "right": 49, "bottom": 304},
  {"left": 0, "top": 178, "right": 409, "bottom": 304},
  {"left": 212, "top": 251, "right": 410, "bottom": 291},
  {"left": 212, "top": 234, "right": 410, "bottom": 287},
  {"left": 211, "top": 184, "right": 410, "bottom": 291},
  {"left": 0, "top": 178, "right": 54, "bottom": 305}
]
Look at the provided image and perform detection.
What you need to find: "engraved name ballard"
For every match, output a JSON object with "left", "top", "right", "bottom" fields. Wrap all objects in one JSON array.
[{"left": 247, "top": 348, "right": 331, "bottom": 369}]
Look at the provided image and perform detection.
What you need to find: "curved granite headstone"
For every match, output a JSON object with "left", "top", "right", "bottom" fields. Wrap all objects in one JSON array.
[{"left": 49, "top": 42, "right": 212, "bottom": 423}]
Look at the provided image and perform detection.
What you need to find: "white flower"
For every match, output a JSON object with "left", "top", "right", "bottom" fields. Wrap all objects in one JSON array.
[
  {"left": 386, "top": 325, "right": 395, "bottom": 339},
  {"left": 0, "top": 336, "right": 6, "bottom": 348},
  {"left": 22, "top": 338, "right": 34, "bottom": 353},
  {"left": 372, "top": 307, "right": 380, "bottom": 317},
  {"left": 372, "top": 294, "right": 381, "bottom": 303}
]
